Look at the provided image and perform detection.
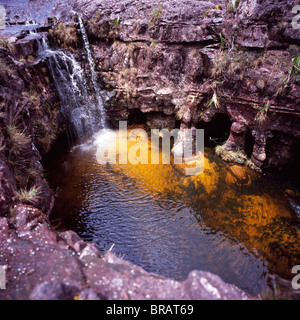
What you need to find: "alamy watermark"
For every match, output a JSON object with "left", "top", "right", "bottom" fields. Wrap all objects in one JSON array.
[
  {"left": 0, "top": 6, "right": 5, "bottom": 30},
  {"left": 292, "top": 5, "right": 300, "bottom": 29},
  {"left": 0, "top": 266, "right": 6, "bottom": 290},
  {"left": 95, "top": 121, "right": 204, "bottom": 176},
  {"left": 292, "top": 265, "right": 300, "bottom": 290}
]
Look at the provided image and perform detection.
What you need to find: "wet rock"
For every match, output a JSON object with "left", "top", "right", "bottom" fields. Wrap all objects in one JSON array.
[{"left": 8, "top": 36, "right": 38, "bottom": 60}]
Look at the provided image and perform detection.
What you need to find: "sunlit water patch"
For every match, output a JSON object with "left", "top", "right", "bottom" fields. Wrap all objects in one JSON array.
[{"left": 47, "top": 127, "right": 300, "bottom": 298}]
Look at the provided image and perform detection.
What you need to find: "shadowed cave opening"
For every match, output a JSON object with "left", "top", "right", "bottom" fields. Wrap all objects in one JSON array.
[
  {"left": 127, "top": 109, "right": 148, "bottom": 125},
  {"left": 265, "top": 132, "right": 300, "bottom": 191},
  {"left": 244, "top": 129, "right": 255, "bottom": 159},
  {"left": 197, "top": 113, "right": 231, "bottom": 147}
]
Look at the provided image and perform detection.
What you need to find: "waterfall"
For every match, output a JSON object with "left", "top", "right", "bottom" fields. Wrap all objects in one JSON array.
[
  {"left": 78, "top": 17, "right": 106, "bottom": 129},
  {"left": 34, "top": 22, "right": 107, "bottom": 141}
]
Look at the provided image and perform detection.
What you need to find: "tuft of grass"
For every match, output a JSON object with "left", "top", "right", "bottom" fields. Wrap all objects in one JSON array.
[
  {"left": 113, "top": 16, "right": 120, "bottom": 27},
  {"left": 0, "top": 129, "right": 5, "bottom": 152},
  {"left": 151, "top": 40, "right": 158, "bottom": 47},
  {"left": 216, "top": 145, "right": 263, "bottom": 173},
  {"left": 211, "top": 51, "right": 230, "bottom": 78},
  {"left": 206, "top": 91, "right": 220, "bottom": 109},
  {"left": 291, "top": 54, "right": 300, "bottom": 78},
  {"left": 219, "top": 33, "right": 226, "bottom": 50},
  {"left": 0, "top": 60, "right": 15, "bottom": 83},
  {"left": 86, "top": 11, "right": 111, "bottom": 39},
  {"left": 149, "top": 7, "right": 163, "bottom": 35},
  {"left": 53, "top": 22, "right": 78, "bottom": 49},
  {"left": 254, "top": 100, "right": 270, "bottom": 124},
  {"left": 215, "top": 144, "right": 248, "bottom": 164},
  {"left": 7, "top": 124, "right": 31, "bottom": 158},
  {"left": 151, "top": 8, "right": 163, "bottom": 24},
  {"left": 33, "top": 119, "right": 57, "bottom": 153},
  {"left": 226, "top": 0, "right": 240, "bottom": 13},
  {"left": 15, "top": 186, "right": 41, "bottom": 206},
  {"left": 245, "top": 159, "right": 262, "bottom": 173},
  {"left": 0, "top": 39, "right": 8, "bottom": 48}
]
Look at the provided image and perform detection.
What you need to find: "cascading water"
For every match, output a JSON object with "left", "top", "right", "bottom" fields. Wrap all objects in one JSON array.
[
  {"left": 33, "top": 19, "right": 106, "bottom": 141},
  {"left": 78, "top": 17, "right": 107, "bottom": 129}
]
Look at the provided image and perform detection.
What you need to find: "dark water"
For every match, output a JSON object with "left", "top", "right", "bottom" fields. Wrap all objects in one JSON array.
[{"left": 47, "top": 128, "right": 300, "bottom": 298}]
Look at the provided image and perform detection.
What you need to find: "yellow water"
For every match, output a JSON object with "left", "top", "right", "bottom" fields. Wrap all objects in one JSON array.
[{"left": 48, "top": 127, "right": 300, "bottom": 297}]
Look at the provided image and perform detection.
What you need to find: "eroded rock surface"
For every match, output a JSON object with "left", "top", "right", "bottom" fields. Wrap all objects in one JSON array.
[
  {"left": 0, "top": 0, "right": 299, "bottom": 300},
  {"left": 0, "top": 209, "right": 253, "bottom": 300},
  {"left": 64, "top": 0, "right": 300, "bottom": 170}
]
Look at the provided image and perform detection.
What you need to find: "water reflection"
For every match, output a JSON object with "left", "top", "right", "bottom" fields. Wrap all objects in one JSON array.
[{"left": 48, "top": 128, "right": 300, "bottom": 298}]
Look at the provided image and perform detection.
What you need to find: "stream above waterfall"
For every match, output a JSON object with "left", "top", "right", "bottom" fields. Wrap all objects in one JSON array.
[{"left": 46, "top": 126, "right": 300, "bottom": 298}]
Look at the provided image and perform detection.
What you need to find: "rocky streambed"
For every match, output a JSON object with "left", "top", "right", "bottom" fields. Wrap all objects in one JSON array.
[{"left": 0, "top": 0, "right": 299, "bottom": 300}]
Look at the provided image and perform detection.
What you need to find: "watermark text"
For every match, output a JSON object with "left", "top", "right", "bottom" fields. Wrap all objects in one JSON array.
[
  {"left": 95, "top": 121, "right": 204, "bottom": 176},
  {"left": 0, "top": 266, "right": 6, "bottom": 290},
  {"left": 292, "top": 265, "right": 300, "bottom": 290},
  {"left": 292, "top": 5, "right": 300, "bottom": 29}
]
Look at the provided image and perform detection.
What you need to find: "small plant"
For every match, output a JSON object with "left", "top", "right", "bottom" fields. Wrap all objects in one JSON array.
[
  {"left": 33, "top": 119, "right": 56, "bottom": 153},
  {"left": 219, "top": 33, "right": 226, "bottom": 50},
  {"left": 0, "top": 60, "right": 15, "bottom": 83},
  {"left": 0, "top": 130, "right": 5, "bottom": 152},
  {"left": 211, "top": 51, "right": 230, "bottom": 78},
  {"left": 175, "top": 106, "right": 184, "bottom": 120},
  {"left": 206, "top": 91, "right": 220, "bottom": 109},
  {"left": 291, "top": 54, "right": 300, "bottom": 78},
  {"left": 113, "top": 16, "right": 120, "bottom": 27},
  {"left": 245, "top": 159, "right": 262, "bottom": 173},
  {"left": 15, "top": 186, "right": 41, "bottom": 206},
  {"left": 226, "top": 0, "right": 240, "bottom": 13},
  {"left": 151, "top": 8, "right": 163, "bottom": 24},
  {"left": 53, "top": 22, "right": 78, "bottom": 49},
  {"left": 86, "top": 10, "right": 111, "bottom": 39},
  {"left": 108, "top": 16, "right": 121, "bottom": 39},
  {"left": 232, "top": 0, "right": 240, "bottom": 10},
  {"left": 149, "top": 7, "right": 163, "bottom": 34},
  {"left": 7, "top": 124, "right": 31, "bottom": 158},
  {"left": 254, "top": 100, "right": 270, "bottom": 124},
  {"left": 0, "top": 39, "right": 8, "bottom": 48},
  {"left": 216, "top": 144, "right": 248, "bottom": 164}
]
